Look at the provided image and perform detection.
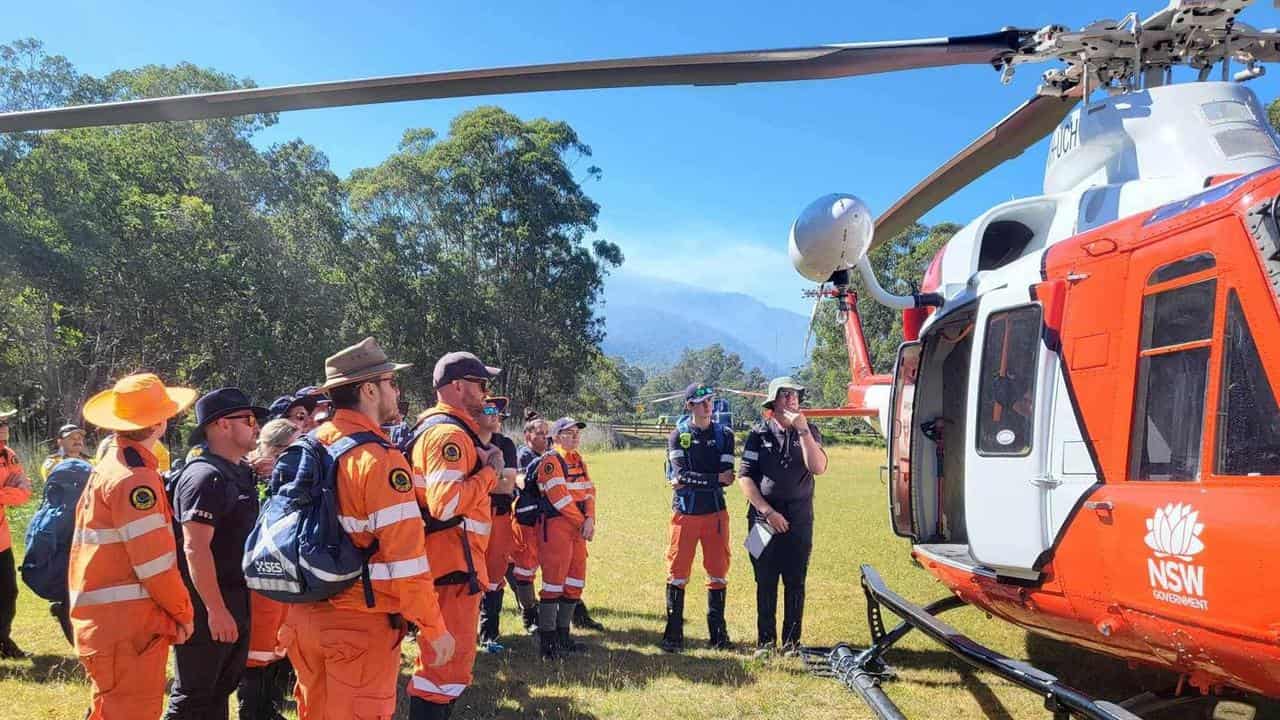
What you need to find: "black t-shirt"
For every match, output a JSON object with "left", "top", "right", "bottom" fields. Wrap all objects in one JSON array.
[
  {"left": 490, "top": 433, "right": 518, "bottom": 513},
  {"left": 739, "top": 421, "right": 824, "bottom": 522},
  {"left": 172, "top": 452, "right": 260, "bottom": 600}
]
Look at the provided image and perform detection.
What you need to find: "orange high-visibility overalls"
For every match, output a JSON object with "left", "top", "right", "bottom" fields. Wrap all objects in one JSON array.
[
  {"left": 68, "top": 438, "right": 194, "bottom": 720},
  {"left": 409, "top": 403, "right": 496, "bottom": 706},
  {"left": 535, "top": 448, "right": 593, "bottom": 603},
  {"left": 281, "top": 410, "right": 447, "bottom": 720},
  {"left": 246, "top": 593, "right": 287, "bottom": 667},
  {"left": 0, "top": 445, "right": 31, "bottom": 554}
]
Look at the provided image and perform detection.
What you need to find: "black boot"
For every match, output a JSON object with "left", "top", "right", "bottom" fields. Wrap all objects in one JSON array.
[
  {"left": 556, "top": 599, "right": 587, "bottom": 653},
  {"left": 707, "top": 588, "right": 733, "bottom": 650},
  {"left": 573, "top": 600, "right": 605, "bottom": 631},
  {"left": 478, "top": 589, "right": 505, "bottom": 653},
  {"left": 238, "top": 665, "right": 287, "bottom": 720},
  {"left": 515, "top": 582, "right": 539, "bottom": 635},
  {"left": 537, "top": 601, "right": 559, "bottom": 661},
  {"left": 660, "top": 584, "right": 685, "bottom": 653}
]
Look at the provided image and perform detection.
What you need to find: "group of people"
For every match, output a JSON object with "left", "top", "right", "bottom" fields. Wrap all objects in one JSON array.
[{"left": 0, "top": 336, "right": 831, "bottom": 720}]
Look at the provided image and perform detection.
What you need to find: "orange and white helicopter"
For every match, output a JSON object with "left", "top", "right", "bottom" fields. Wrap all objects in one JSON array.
[{"left": 3, "top": 1, "right": 1280, "bottom": 717}]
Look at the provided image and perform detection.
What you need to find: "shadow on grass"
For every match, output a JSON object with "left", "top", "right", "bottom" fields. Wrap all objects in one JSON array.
[
  {"left": 394, "top": 626, "right": 758, "bottom": 719},
  {"left": 0, "top": 652, "right": 83, "bottom": 683}
]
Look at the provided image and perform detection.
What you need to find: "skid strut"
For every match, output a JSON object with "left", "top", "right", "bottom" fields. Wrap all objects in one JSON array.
[{"left": 807, "top": 565, "right": 1146, "bottom": 720}]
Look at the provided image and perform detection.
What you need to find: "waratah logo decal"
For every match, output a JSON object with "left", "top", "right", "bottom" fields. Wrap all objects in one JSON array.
[{"left": 1143, "top": 502, "right": 1205, "bottom": 562}]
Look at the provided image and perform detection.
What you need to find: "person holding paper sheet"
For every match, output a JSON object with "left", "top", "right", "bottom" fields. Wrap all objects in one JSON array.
[{"left": 737, "top": 376, "right": 827, "bottom": 659}]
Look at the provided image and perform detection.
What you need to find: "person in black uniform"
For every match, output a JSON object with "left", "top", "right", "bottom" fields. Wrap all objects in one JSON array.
[
  {"left": 737, "top": 377, "right": 827, "bottom": 658},
  {"left": 165, "top": 388, "right": 266, "bottom": 719}
]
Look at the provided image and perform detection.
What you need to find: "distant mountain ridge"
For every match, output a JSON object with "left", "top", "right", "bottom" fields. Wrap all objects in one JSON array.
[{"left": 598, "top": 272, "right": 809, "bottom": 375}]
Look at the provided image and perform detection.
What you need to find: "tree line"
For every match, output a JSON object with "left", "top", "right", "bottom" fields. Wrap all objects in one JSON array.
[{"left": 0, "top": 39, "right": 623, "bottom": 439}]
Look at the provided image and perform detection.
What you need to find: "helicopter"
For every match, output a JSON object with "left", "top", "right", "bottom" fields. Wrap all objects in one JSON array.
[{"left": 2, "top": 1, "right": 1280, "bottom": 717}]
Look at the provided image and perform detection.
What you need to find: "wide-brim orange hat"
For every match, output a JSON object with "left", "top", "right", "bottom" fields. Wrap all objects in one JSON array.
[{"left": 83, "top": 373, "right": 198, "bottom": 431}]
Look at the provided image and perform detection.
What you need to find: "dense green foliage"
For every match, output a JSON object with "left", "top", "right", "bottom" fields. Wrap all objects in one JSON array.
[
  {"left": 0, "top": 39, "right": 619, "bottom": 437},
  {"left": 638, "top": 344, "right": 768, "bottom": 425}
]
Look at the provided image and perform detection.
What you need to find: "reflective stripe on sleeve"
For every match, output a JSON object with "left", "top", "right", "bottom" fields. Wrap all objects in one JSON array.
[
  {"left": 132, "top": 551, "right": 176, "bottom": 580},
  {"left": 437, "top": 495, "right": 460, "bottom": 522},
  {"left": 75, "top": 513, "right": 168, "bottom": 545},
  {"left": 339, "top": 501, "right": 421, "bottom": 534},
  {"left": 551, "top": 495, "right": 573, "bottom": 510},
  {"left": 667, "top": 450, "right": 684, "bottom": 460},
  {"left": 540, "top": 476, "right": 565, "bottom": 491},
  {"left": 368, "top": 555, "right": 430, "bottom": 581},
  {"left": 720, "top": 454, "right": 734, "bottom": 463},
  {"left": 412, "top": 676, "right": 467, "bottom": 698},
  {"left": 565, "top": 481, "right": 592, "bottom": 491},
  {"left": 247, "top": 649, "right": 285, "bottom": 663},
  {"left": 462, "top": 518, "right": 491, "bottom": 536},
  {"left": 742, "top": 450, "right": 759, "bottom": 461},
  {"left": 425, "top": 469, "right": 464, "bottom": 486},
  {"left": 71, "top": 583, "right": 150, "bottom": 608}
]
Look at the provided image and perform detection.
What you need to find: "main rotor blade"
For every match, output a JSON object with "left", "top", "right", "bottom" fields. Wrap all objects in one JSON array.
[
  {"left": 872, "top": 90, "right": 1080, "bottom": 249},
  {"left": 0, "top": 30, "right": 1031, "bottom": 132}
]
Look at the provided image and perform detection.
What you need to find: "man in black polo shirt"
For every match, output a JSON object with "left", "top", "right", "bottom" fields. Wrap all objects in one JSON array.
[
  {"left": 737, "top": 376, "right": 827, "bottom": 658},
  {"left": 164, "top": 388, "right": 266, "bottom": 719}
]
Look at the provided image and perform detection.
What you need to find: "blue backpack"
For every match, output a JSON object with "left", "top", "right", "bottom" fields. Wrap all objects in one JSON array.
[
  {"left": 243, "top": 431, "right": 388, "bottom": 605},
  {"left": 20, "top": 459, "right": 93, "bottom": 602}
]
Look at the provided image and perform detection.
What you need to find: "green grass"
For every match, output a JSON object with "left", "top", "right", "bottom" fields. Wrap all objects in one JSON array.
[{"left": 0, "top": 445, "right": 1248, "bottom": 718}]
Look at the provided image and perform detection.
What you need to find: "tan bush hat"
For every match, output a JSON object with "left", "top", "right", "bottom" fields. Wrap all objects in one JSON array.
[{"left": 321, "top": 337, "right": 412, "bottom": 391}]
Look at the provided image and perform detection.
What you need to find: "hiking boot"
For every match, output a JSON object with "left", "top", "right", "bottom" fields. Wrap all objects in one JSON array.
[
  {"left": 573, "top": 600, "right": 605, "bottom": 631},
  {"left": 752, "top": 642, "right": 776, "bottom": 660},
  {"left": 479, "top": 639, "right": 506, "bottom": 654},
  {"left": 660, "top": 584, "right": 685, "bottom": 653},
  {"left": 0, "top": 637, "right": 27, "bottom": 659},
  {"left": 538, "top": 630, "right": 560, "bottom": 661},
  {"left": 556, "top": 627, "right": 587, "bottom": 654}
]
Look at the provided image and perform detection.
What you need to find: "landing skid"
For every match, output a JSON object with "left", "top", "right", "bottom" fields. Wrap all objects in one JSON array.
[{"left": 803, "top": 564, "right": 1145, "bottom": 720}]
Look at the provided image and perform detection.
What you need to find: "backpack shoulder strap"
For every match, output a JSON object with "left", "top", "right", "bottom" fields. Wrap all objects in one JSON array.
[{"left": 324, "top": 430, "right": 389, "bottom": 461}]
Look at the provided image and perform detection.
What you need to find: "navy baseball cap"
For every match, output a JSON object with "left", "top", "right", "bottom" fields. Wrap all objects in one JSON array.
[
  {"left": 684, "top": 383, "right": 715, "bottom": 403},
  {"left": 550, "top": 417, "right": 586, "bottom": 436},
  {"left": 433, "top": 351, "right": 501, "bottom": 389}
]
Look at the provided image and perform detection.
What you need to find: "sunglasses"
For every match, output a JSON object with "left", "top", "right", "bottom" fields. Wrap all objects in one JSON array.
[
  {"left": 222, "top": 413, "right": 259, "bottom": 428},
  {"left": 375, "top": 376, "right": 399, "bottom": 390},
  {"left": 482, "top": 406, "right": 501, "bottom": 416},
  {"left": 460, "top": 377, "right": 489, "bottom": 392},
  {"left": 689, "top": 386, "right": 715, "bottom": 400}
]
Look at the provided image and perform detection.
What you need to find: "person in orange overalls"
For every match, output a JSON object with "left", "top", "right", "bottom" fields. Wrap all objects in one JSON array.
[
  {"left": 409, "top": 352, "right": 508, "bottom": 720},
  {"left": 70, "top": 373, "right": 198, "bottom": 720},
  {"left": 533, "top": 417, "right": 596, "bottom": 659},
  {"left": 510, "top": 411, "right": 549, "bottom": 634},
  {"left": 476, "top": 396, "right": 518, "bottom": 653},
  {"left": 281, "top": 338, "right": 454, "bottom": 720},
  {"left": 0, "top": 408, "right": 32, "bottom": 659},
  {"left": 661, "top": 383, "right": 735, "bottom": 653}
]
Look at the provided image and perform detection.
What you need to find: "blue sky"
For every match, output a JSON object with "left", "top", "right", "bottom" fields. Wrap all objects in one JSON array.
[{"left": 10, "top": 0, "right": 1280, "bottom": 314}]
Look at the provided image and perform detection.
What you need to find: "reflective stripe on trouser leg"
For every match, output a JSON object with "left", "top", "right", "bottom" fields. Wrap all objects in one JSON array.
[
  {"left": 537, "top": 517, "right": 574, "bottom": 601},
  {"left": 563, "top": 534, "right": 588, "bottom": 601},
  {"left": 411, "top": 584, "right": 481, "bottom": 704}
]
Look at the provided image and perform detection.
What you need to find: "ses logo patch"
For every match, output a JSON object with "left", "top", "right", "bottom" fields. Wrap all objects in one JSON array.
[{"left": 1143, "top": 502, "right": 1207, "bottom": 611}]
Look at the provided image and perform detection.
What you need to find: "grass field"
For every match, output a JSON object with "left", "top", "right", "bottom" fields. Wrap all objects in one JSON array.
[{"left": 0, "top": 443, "right": 1235, "bottom": 719}]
